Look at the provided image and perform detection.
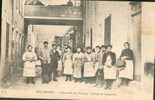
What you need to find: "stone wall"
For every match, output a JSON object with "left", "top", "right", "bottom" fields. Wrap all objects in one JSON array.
[{"left": 0, "top": 0, "right": 25, "bottom": 86}]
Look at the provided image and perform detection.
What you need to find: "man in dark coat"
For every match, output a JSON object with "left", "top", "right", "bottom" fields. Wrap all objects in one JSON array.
[{"left": 50, "top": 44, "right": 60, "bottom": 81}]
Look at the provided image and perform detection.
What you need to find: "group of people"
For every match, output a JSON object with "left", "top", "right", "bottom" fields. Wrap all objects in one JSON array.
[{"left": 22, "top": 41, "right": 134, "bottom": 89}]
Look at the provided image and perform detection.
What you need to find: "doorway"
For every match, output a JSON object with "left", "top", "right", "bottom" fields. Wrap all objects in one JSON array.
[{"left": 104, "top": 15, "right": 111, "bottom": 45}]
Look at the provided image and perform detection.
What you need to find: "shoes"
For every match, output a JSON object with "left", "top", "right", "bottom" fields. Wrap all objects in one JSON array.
[
  {"left": 42, "top": 82, "right": 49, "bottom": 84},
  {"left": 104, "top": 86, "right": 111, "bottom": 90},
  {"left": 53, "top": 79, "right": 58, "bottom": 81},
  {"left": 104, "top": 87, "right": 108, "bottom": 89},
  {"left": 65, "top": 78, "right": 68, "bottom": 81}
]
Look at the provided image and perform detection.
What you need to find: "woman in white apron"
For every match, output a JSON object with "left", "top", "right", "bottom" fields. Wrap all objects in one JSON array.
[
  {"left": 63, "top": 46, "right": 73, "bottom": 81},
  {"left": 83, "top": 47, "right": 95, "bottom": 83},
  {"left": 73, "top": 47, "right": 84, "bottom": 82},
  {"left": 102, "top": 45, "right": 116, "bottom": 89},
  {"left": 118, "top": 42, "right": 134, "bottom": 86},
  {"left": 23, "top": 45, "right": 37, "bottom": 84}
]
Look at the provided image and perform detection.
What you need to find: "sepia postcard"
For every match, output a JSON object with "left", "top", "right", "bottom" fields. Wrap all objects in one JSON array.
[{"left": 0, "top": 0, "right": 154, "bottom": 100}]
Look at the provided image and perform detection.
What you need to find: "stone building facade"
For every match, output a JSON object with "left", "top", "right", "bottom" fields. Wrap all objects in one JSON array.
[
  {"left": 83, "top": 1, "right": 155, "bottom": 82},
  {"left": 0, "top": 0, "right": 25, "bottom": 85}
]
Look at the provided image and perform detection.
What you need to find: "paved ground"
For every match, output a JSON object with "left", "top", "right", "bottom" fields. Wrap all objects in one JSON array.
[{"left": 0, "top": 75, "right": 153, "bottom": 100}]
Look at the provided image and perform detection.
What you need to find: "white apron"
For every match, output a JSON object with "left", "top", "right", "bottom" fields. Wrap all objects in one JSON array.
[
  {"left": 23, "top": 52, "right": 37, "bottom": 77},
  {"left": 84, "top": 62, "right": 95, "bottom": 77},
  {"left": 64, "top": 59, "right": 73, "bottom": 75},
  {"left": 73, "top": 53, "right": 84, "bottom": 78},
  {"left": 57, "top": 59, "right": 63, "bottom": 71},
  {"left": 83, "top": 53, "right": 95, "bottom": 77},
  {"left": 104, "top": 56, "right": 116, "bottom": 79},
  {"left": 119, "top": 60, "right": 134, "bottom": 80},
  {"left": 104, "top": 66, "right": 117, "bottom": 79},
  {"left": 73, "top": 59, "right": 83, "bottom": 78}
]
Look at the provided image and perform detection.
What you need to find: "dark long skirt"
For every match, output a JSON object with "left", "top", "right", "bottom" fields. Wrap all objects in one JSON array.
[{"left": 42, "top": 64, "right": 51, "bottom": 83}]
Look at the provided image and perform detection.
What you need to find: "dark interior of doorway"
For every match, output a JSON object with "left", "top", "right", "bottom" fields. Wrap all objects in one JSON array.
[{"left": 104, "top": 15, "right": 111, "bottom": 45}]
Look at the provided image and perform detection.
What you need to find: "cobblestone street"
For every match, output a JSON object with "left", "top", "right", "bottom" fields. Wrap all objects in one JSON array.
[{"left": 0, "top": 75, "right": 152, "bottom": 100}]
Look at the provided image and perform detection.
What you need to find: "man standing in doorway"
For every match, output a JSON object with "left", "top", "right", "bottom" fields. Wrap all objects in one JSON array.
[
  {"left": 39, "top": 41, "right": 51, "bottom": 83},
  {"left": 50, "top": 44, "right": 60, "bottom": 81}
]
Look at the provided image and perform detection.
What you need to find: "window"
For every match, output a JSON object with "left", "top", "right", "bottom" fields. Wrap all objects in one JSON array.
[
  {"left": 104, "top": 15, "right": 111, "bottom": 45},
  {"left": 16, "top": 0, "right": 20, "bottom": 10},
  {"left": 90, "top": 28, "right": 93, "bottom": 48},
  {"left": 5, "top": 23, "right": 10, "bottom": 61},
  {"left": 19, "top": 0, "right": 22, "bottom": 14}
]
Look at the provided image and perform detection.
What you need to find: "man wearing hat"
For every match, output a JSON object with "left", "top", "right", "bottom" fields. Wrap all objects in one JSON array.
[{"left": 49, "top": 43, "right": 60, "bottom": 81}]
